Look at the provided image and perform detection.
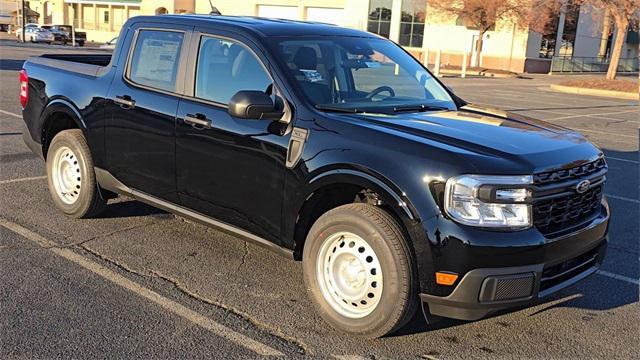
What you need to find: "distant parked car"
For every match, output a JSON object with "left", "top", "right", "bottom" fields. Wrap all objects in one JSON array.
[
  {"left": 18, "top": 27, "right": 54, "bottom": 44},
  {"left": 37, "top": 25, "right": 86, "bottom": 46},
  {"left": 100, "top": 37, "right": 118, "bottom": 50},
  {"left": 14, "top": 23, "right": 39, "bottom": 37},
  {"left": 49, "top": 25, "right": 86, "bottom": 46},
  {"left": 40, "top": 25, "right": 67, "bottom": 44}
]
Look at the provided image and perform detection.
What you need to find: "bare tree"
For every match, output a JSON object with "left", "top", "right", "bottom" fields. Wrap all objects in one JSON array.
[
  {"left": 427, "top": 0, "right": 558, "bottom": 68},
  {"left": 575, "top": 0, "right": 639, "bottom": 80}
]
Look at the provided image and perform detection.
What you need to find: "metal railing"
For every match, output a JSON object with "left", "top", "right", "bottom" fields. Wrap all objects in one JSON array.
[{"left": 551, "top": 56, "right": 639, "bottom": 73}]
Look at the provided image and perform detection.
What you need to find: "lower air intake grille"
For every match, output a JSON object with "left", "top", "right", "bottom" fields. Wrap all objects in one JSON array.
[{"left": 479, "top": 273, "right": 535, "bottom": 302}]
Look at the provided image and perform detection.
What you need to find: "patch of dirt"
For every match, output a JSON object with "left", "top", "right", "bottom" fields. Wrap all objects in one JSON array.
[{"left": 558, "top": 79, "right": 638, "bottom": 93}]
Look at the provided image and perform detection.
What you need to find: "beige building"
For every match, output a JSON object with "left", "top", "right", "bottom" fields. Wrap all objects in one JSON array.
[
  {"left": 25, "top": 0, "right": 639, "bottom": 73},
  {"left": 28, "top": 0, "right": 196, "bottom": 42}
]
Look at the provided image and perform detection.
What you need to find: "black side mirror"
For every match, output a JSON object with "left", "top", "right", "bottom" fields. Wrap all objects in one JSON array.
[{"left": 228, "top": 90, "right": 284, "bottom": 120}]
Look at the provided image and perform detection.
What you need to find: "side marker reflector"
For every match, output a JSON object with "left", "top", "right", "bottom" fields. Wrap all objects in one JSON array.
[{"left": 436, "top": 272, "right": 458, "bottom": 286}]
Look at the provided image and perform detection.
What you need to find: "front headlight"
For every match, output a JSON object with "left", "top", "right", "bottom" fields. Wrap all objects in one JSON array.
[{"left": 444, "top": 175, "right": 532, "bottom": 229}]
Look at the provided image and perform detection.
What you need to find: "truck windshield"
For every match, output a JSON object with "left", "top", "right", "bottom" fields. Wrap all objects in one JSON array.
[{"left": 271, "top": 36, "right": 455, "bottom": 113}]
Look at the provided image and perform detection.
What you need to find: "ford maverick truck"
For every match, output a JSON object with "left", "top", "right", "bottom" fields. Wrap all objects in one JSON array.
[{"left": 20, "top": 15, "right": 609, "bottom": 338}]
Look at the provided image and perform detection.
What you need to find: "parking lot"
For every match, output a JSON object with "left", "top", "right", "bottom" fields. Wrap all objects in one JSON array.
[{"left": 1, "top": 40, "right": 638, "bottom": 358}]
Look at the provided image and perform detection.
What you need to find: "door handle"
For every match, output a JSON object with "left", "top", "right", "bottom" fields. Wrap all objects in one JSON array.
[
  {"left": 114, "top": 95, "right": 135, "bottom": 109},
  {"left": 184, "top": 113, "right": 211, "bottom": 129}
]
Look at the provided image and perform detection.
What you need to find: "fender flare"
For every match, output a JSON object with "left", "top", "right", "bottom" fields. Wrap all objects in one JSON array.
[
  {"left": 38, "top": 99, "right": 87, "bottom": 153},
  {"left": 40, "top": 99, "right": 86, "bottom": 131},
  {"left": 307, "top": 168, "right": 419, "bottom": 222}
]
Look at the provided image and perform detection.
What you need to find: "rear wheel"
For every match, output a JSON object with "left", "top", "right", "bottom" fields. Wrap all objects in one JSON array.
[
  {"left": 46, "top": 129, "right": 106, "bottom": 218},
  {"left": 302, "top": 203, "right": 417, "bottom": 338}
]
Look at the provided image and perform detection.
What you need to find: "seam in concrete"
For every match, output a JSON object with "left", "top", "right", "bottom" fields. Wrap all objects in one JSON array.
[
  {"left": 51, "top": 222, "right": 155, "bottom": 249},
  {"left": 0, "top": 218, "right": 284, "bottom": 356},
  {"left": 148, "top": 269, "right": 310, "bottom": 356},
  {"left": 238, "top": 241, "right": 250, "bottom": 271}
]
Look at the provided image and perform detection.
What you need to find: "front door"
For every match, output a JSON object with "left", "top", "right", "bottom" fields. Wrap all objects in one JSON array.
[
  {"left": 175, "top": 31, "right": 290, "bottom": 243},
  {"left": 105, "top": 26, "right": 191, "bottom": 203}
]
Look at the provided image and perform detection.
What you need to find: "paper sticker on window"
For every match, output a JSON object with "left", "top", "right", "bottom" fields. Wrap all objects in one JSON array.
[{"left": 300, "top": 69, "right": 324, "bottom": 82}]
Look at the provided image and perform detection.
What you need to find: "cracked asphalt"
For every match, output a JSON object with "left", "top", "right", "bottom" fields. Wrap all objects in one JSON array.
[{"left": 1, "top": 41, "right": 639, "bottom": 359}]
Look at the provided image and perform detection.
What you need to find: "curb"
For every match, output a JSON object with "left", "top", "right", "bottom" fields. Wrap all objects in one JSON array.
[
  {"left": 438, "top": 69, "right": 518, "bottom": 78},
  {"left": 549, "top": 84, "right": 639, "bottom": 100}
]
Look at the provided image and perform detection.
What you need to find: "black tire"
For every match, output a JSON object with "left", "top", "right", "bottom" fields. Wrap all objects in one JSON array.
[
  {"left": 77, "top": 41, "right": 84, "bottom": 47},
  {"left": 46, "top": 129, "right": 106, "bottom": 218},
  {"left": 302, "top": 203, "right": 418, "bottom": 338}
]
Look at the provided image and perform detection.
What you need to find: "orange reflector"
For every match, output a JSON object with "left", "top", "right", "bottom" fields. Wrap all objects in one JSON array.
[{"left": 435, "top": 272, "right": 458, "bottom": 286}]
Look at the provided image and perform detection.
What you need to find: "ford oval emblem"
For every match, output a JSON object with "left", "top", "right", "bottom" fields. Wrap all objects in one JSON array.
[{"left": 576, "top": 179, "right": 591, "bottom": 194}]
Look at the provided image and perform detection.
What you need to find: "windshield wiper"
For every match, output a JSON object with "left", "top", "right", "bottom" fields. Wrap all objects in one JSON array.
[
  {"left": 315, "top": 104, "right": 362, "bottom": 113},
  {"left": 392, "top": 104, "right": 449, "bottom": 113}
]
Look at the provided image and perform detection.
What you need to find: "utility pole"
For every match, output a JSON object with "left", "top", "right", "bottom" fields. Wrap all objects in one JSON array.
[{"left": 21, "top": 0, "right": 26, "bottom": 42}]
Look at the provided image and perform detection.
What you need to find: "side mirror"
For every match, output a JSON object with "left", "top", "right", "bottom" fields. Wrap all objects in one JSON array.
[{"left": 228, "top": 90, "right": 284, "bottom": 120}]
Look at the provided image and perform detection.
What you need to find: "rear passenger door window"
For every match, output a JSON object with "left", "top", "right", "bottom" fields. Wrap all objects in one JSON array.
[
  {"left": 128, "top": 30, "right": 184, "bottom": 92},
  {"left": 195, "top": 36, "right": 272, "bottom": 104}
]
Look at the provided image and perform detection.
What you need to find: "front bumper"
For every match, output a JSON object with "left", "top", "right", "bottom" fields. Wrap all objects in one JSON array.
[{"left": 420, "top": 203, "right": 609, "bottom": 321}]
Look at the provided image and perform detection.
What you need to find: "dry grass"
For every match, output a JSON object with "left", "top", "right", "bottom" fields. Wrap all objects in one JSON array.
[{"left": 558, "top": 79, "right": 638, "bottom": 94}]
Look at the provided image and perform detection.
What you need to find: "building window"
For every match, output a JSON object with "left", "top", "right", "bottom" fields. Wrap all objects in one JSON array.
[
  {"left": 103, "top": 11, "right": 109, "bottom": 23},
  {"left": 399, "top": 0, "right": 426, "bottom": 47},
  {"left": 559, "top": 2, "right": 580, "bottom": 57},
  {"left": 539, "top": 13, "right": 561, "bottom": 58},
  {"left": 367, "top": 0, "right": 393, "bottom": 39}
]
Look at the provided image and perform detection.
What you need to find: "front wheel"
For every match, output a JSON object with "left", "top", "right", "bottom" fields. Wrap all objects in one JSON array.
[
  {"left": 303, "top": 203, "right": 418, "bottom": 338},
  {"left": 46, "top": 129, "right": 106, "bottom": 218}
]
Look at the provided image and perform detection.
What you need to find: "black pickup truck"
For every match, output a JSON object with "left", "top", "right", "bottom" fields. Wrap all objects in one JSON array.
[
  {"left": 20, "top": 15, "right": 609, "bottom": 338},
  {"left": 40, "top": 25, "right": 86, "bottom": 46}
]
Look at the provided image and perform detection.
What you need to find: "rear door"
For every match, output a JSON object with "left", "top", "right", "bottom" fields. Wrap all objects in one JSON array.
[
  {"left": 175, "top": 29, "right": 291, "bottom": 243},
  {"left": 105, "top": 24, "right": 191, "bottom": 203}
]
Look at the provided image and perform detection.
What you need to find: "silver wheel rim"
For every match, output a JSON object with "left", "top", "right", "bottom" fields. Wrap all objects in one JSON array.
[
  {"left": 51, "top": 145, "right": 82, "bottom": 205},
  {"left": 316, "top": 231, "right": 383, "bottom": 318}
]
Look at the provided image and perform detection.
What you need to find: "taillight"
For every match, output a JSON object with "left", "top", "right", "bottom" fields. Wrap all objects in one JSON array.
[{"left": 19, "top": 69, "right": 28, "bottom": 108}]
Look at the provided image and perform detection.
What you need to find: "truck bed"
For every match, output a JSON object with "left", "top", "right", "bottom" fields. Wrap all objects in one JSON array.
[{"left": 30, "top": 54, "right": 112, "bottom": 76}]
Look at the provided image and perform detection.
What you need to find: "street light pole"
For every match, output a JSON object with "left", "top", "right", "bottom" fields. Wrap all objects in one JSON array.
[{"left": 21, "top": 0, "right": 26, "bottom": 42}]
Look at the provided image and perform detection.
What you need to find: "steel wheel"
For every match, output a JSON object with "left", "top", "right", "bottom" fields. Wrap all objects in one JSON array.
[
  {"left": 51, "top": 145, "right": 82, "bottom": 205},
  {"left": 316, "top": 231, "right": 384, "bottom": 319}
]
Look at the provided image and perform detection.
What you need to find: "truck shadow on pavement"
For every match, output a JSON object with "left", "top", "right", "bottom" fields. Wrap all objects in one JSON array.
[
  {"left": 392, "top": 278, "right": 639, "bottom": 338},
  {"left": 99, "top": 199, "right": 169, "bottom": 219}
]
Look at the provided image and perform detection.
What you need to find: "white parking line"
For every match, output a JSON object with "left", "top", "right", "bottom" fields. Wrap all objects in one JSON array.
[
  {"left": 0, "top": 109, "right": 21, "bottom": 118},
  {"left": 0, "top": 218, "right": 284, "bottom": 357},
  {"left": 0, "top": 175, "right": 47, "bottom": 185},
  {"left": 597, "top": 271, "right": 640, "bottom": 286},
  {"left": 605, "top": 194, "right": 640, "bottom": 204},
  {"left": 606, "top": 156, "right": 639, "bottom": 165}
]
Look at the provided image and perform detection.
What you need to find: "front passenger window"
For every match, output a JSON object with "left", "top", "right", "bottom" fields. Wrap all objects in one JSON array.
[{"left": 195, "top": 36, "right": 272, "bottom": 104}]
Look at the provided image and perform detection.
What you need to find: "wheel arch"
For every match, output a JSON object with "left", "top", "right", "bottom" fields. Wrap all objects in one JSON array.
[
  {"left": 39, "top": 99, "right": 86, "bottom": 158},
  {"left": 291, "top": 168, "right": 421, "bottom": 260}
]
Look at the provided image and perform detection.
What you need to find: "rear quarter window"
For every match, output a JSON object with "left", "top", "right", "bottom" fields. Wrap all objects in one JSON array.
[{"left": 128, "top": 30, "right": 184, "bottom": 92}]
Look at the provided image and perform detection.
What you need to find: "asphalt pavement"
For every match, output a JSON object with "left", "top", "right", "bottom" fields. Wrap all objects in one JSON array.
[{"left": 1, "top": 41, "right": 638, "bottom": 359}]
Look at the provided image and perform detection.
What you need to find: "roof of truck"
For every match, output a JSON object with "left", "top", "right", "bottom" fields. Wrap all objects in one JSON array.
[{"left": 133, "top": 14, "right": 377, "bottom": 38}]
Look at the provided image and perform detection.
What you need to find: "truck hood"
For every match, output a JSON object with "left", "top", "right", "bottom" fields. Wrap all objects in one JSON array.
[{"left": 340, "top": 104, "right": 601, "bottom": 172}]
